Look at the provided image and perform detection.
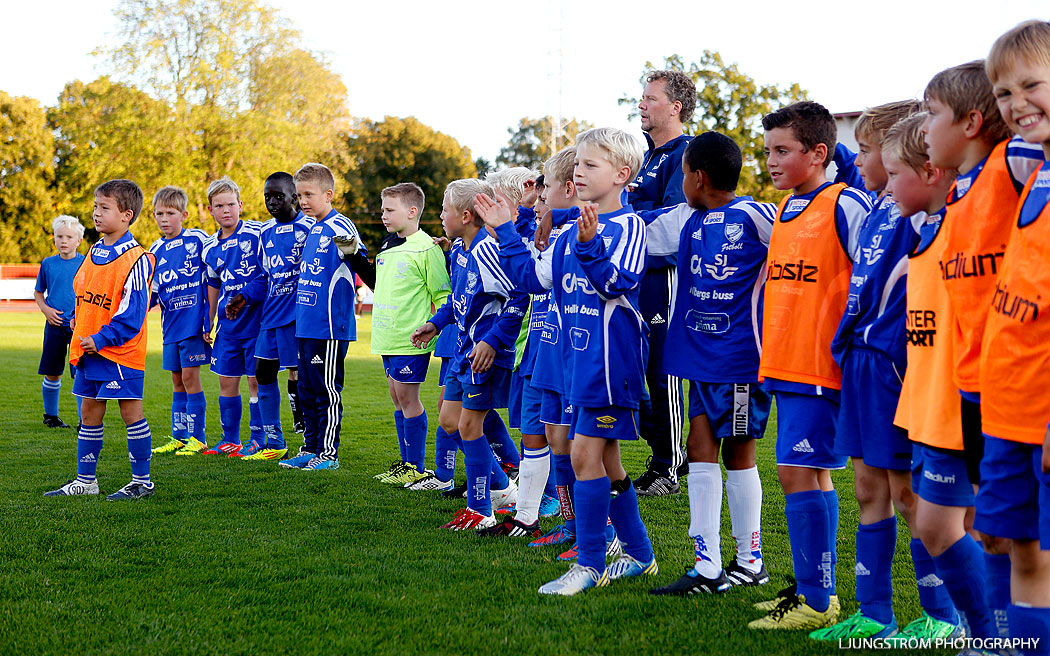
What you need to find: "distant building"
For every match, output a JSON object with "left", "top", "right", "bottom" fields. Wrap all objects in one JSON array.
[{"left": 834, "top": 111, "right": 862, "bottom": 153}]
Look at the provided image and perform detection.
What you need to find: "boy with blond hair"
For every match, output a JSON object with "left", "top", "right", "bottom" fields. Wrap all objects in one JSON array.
[
  {"left": 977, "top": 21, "right": 1050, "bottom": 655},
  {"left": 45, "top": 179, "right": 157, "bottom": 500},
  {"left": 35, "top": 215, "right": 85, "bottom": 429},
  {"left": 147, "top": 186, "right": 213, "bottom": 455}
]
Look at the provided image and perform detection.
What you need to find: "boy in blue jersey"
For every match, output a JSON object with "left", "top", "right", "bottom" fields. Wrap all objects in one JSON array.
[
  {"left": 640, "top": 132, "right": 776, "bottom": 596},
  {"left": 810, "top": 102, "right": 964, "bottom": 644},
  {"left": 200, "top": 178, "right": 264, "bottom": 456},
  {"left": 478, "top": 127, "right": 657, "bottom": 595},
  {"left": 229, "top": 172, "right": 314, "bottom": 461},
  {"left": 46, "top": 179, "right": 157, "bottom": 500},
  {"left": 278, "top": 163, "right": 373, "bottom": 471},
  {"left": 147, "top": 186, "right": 214, "bottom": 455},
  {"left": 35, "top": 215, "right": 85, "bottom": 429},
  {"left": 750, "top": 102, "right": 873, "bottom": 629},
  {"left": 410, "top": 178, "right": 527, "bottom": 528}
]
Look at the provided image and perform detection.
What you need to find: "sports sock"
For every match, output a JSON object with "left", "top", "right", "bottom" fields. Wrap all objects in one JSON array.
[
  {"left": 248, "top": 396, "right": 263, "bottom": 444},
  {"left": 394, "top": 409, "right": 407, "bottom": 462},
  {"left": 986, "top": 552, "right": 1012, "bottom": 638},
  {"left": 186, "top": 391, "right": 206, "bottom": 443},
  {"left": 461, "top": 437, "right": 494, "bottom": 515},
  {"left": 824, "top": 489, "right": 840, "bottom": 593},
  {"left": 287, "top": 378, "right": 302, "bottom": 425},
  {"left": 553, "top": 453, "right": 577, "bottom": 534},
  {"left": 489, "top": 448, "right": 510, "bottom": 490},
  {"left": 910, "top": 538, "right": 959, "bottom": 624},
  {"left": 434, "top": 427, "right": 458, "bottom": 482},
  {"left": 687, "top": 462, "right": 723, "bottom": 578},
  {"left": 218, "top": 395, "right": 242, "bottom": 444},
  {"left": 404, "top": 411, "right": 427, "bottom": 471},
  {"left": 257, "top": 381, "right": 285, "bottom": 449},
  {"left": 171, "top": 390, "right": 188, "bottom": 440},
  {"left": 856, "top": 516, "right": 897, "bottom": 625},
  {"left": 483, "top": 410, "right": 519, "bottom": 467},
  {"left": 42, "top": 378, "right": 61, "bottom": 416},
  {"left": 515, "top": 446, "right": 550, "bottom": 524},
  {"left": 726, "top": 465, "right": 763, "bottom": 571},
  {"left": 932, "top": 535, "right": 996, "bottom": 639},
  {"left": 1008, "top": 604, "right": 1050, "bottom": 656},
  {"left": 574, "top": 477, "right": 612, "bottom": 573},
  {"left": 76, "top": 423, "right": 103, "bottom": 483},
  {"left": 785, "top": 490, "right": 832, "bottom": 612},
  {"left": 609, "top": 477, "right": 653, "bottom": 563},
  {"left": 126, "top": 418, "right": 152, "bottom": 484}
]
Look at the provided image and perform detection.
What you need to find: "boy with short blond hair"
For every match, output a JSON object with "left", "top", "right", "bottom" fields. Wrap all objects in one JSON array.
[
  {"left": 46, "top": 179, "right": 158, "bottom": 500},
  {"left": 147, "top": 185, "right": 214, "bottom": 455},
  {"left": 35, "top": 215, "right": 85, "bottom": 429}
]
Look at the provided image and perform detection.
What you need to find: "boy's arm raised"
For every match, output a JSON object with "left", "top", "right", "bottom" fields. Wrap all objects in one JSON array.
[
  {"left": 572, "top": 203, "right": 646, "bottom": 299},
  {"left": 475, "top": 192, "right": 555, "bottom": 294}
]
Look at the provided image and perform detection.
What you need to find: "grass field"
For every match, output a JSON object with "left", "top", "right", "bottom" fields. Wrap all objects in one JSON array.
[{"left": 1, "top": 310, "right": 948, "bottom": 655}]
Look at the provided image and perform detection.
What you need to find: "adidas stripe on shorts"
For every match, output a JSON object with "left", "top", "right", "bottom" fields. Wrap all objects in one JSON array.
[
  {"left": 773, "top": 391, "right": 847, "bottom": 469},
  {"left": 382, "top": 354, "right": 430, "bottom": 384}
]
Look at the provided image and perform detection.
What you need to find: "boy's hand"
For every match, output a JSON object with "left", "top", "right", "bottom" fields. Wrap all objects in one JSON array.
[
  {"left": 334, "top": 234, "right": 359, "bottom": 256},
  {"left": 203, "top": 331, "right": 213, "bottom": 346},
  {"left": 534, "top": 210, "right": 553, "bottom": 251},
  {"left": 474, "top": 192, "right": 514, "bottom": 229},
  {"left": 520, "top": 179, "right": 539, "bottom": 208},
  {"left": 577, "top": 203, "right": 599, "bottom": 242},
  {"left": 411, "top": 322, "right": 438, "bottom": 349},
  {"left": 80, "top": 336, "right": 98, "bottom": 354},
  {"left": 432, "top": 236, "right": 452, "bottom": 252},
  {"left": 467, "top": 341, "right": 495, "bottom": 373},
  {"left": 1043, "top": 427, "right": 1050, "bottom": 474},
  {"left": 225, "top": 293, "right": 247, "bottom": 319},
  {"left": 42, "top": 306, "right": 63, "bottom": 326}
]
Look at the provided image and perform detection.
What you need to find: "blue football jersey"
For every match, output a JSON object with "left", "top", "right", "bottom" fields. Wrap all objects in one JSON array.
[
  {"left": 203, "top": 220, "right": 264, "bottom": 341},
  {"left": 645, "top": 197, "right": 776, "bottom": 382},
  {"left": 149, "top": 228, "right": 211, "bottom": 344},
  {"left": 831, "top": 195, "right": 925, "bottom": 369},
  {"left": 514, "top": 224, "right": 569, "bottom": 379},
  {"left": 35, "top": 253, "right": 84, "bottom": 327},
  {"left": 295, "top": 210, "right": 368, "bottom": 341},
  {"left": 244, "top": 212, "right": 315, "bottom": 329}
]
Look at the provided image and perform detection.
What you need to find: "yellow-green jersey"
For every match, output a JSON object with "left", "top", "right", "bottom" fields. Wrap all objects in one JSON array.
[{"left": 370, "top": 230, "right": 451, "bottom": 355}]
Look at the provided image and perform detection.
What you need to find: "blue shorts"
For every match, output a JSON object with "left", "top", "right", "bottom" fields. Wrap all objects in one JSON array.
[
  {"left": 73, "top": 374, "right": 144, "bottom": 400},
  {"left": 38, "top": 323, "right": 74, "bottom": 377},
  {"left": 444, "top": 366, "right": 511, "bottom": 411},
  {"left": 540, "top": 389, "right": 573, "bottom": 426},
  {"left": 571, "top": 405, "right": 640, "bottom": 441},
  {"left": 211, "top": 333, "right": 258, "bottom": 377},
  {"left": 255, "top": 324, "right": 299, "bottom": 369},
  {"left": 974, "top": 436, "right": 1050, "bottom": 544},
  {"left": 508, "top": 369, "right": 525, "bottom": 430},
  {"left": 688, "top": 381, "right": 771, "bottom": 441},
  {"left": 835, "top": 347, "right": 911, "bottom": 471},
  {"left": 911, "top": 444, "right": 975, "bottom": 507},
  {"left": 382, "top": 354, "right": 429, "bottom": 384},
  {"left": 774, "top": 391, "right": 847, "bottom": 469},
  {"left": 519, "top": 376, "right": 545, "bottom": 436},
  {"left": 438, "top": 357, "right": 451, "bottom": 386},
  {"left": 162, "top": 335, "right": 211, "bottom": 372}
]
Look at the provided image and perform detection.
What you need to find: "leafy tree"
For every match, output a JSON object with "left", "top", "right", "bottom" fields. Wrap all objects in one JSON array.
[
  {"left": 496, "top": 116, "right": 592, "bottom": 170},
  {"left": 619, "top": 52, "right": 808, "bottom": 202},
  {"left": 473, "top": 157, "right": 493, "bottom": 179},
  {"left": 341, "top": 116, "right": 476, "bottom": 247},
  {"left": 0, "top": 92, "right": 55, "bottom": 262}
]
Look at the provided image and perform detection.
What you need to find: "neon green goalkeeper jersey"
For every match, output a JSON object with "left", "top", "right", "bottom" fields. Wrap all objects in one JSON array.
[{"left": 370, "top": 230, "right": 451, "bottom": 355}]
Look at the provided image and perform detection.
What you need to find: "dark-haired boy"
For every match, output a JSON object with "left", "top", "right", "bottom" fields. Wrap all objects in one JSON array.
[
  {"left": 750, "top": 101, "right": 872, "bottom": 629},
  {"left": 642, "top": 132, "right": 776, "bottom": 596},
  {"left": 46, "top": 179, "right": 158, "bottom": 500}
]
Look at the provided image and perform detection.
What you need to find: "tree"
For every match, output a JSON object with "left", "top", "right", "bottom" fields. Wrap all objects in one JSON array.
[
  {"left": 341, "top": 116, "right": 476, "bottom": 247},
  {"left": 0, "top": 92, "right": 55, "bottom": 262},
  {"left": 619, "top": 52, "right": 808, "bottom": 202},
  {"left": 496, "top": 116, "right": 592, "bottom": 170}
]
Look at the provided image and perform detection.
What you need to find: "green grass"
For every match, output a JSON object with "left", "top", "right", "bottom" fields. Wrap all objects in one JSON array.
[{"left": 0, "top": 311, "right": 946, "bottom": 655}]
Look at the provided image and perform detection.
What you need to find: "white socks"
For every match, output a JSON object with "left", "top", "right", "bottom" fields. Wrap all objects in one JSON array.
[
  {"left": 726, "top": 465, "right": 763, "bottom": 572},
  {"left": 688, "top": 462, "right": 723, "bottom": 578},
  {"left": 515, "top": 446, "right": 550, "bottom": 525}
]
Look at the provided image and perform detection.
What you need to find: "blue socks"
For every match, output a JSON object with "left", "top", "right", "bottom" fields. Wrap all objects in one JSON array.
[
  {"left": 856, "top": 516, "right": 896, "bottom": 625},
  {"left": 461, "top": 437, "right": 494, "bottom": 515},
  {"left": 544, "top": 459, "right": 558, "bottom": 498},
  {"left": 172, "top": 391, "right": 188, "bottom": 440},
  {"left": 186, "top": 391, "right": 206, "bottom": 443},
  {"left": 218, "top": 395, "right": 241, "bottom": 444},
  {"left": 553, "top": 453, "right": 577, "bottom": 534},
  {"left": 824, "top": 489, "right": 839, "bottom": 592},
  {"left": 434, "top": 427, "right": 459, "bottom": 482},
  {"left": 1009, "top": 604, "right": 1050, "bottom": 656},
  {"left": 404, "top": 411, "right": 427, "bottom": 471},
  {"left": 248, "top": 397, "right": 263, "bottom": 444},
  {"left": 910, "top": 538, "right": 959, "bottom": 624},
  {"left": 394, "top": 410, "right": 407, "bottom": 462},
  {"left": 42, "top": 378, "right": 61, "bottom": 416},
  {"left": 258, "top": 382, "right": 285, "bottom": 449},
  {"left": 76, "top": 423, "right": 104, "bottom": 483},
  {"left": 785, "top": 490, "right": 832, "bottom": 612},
  {"left": 484, "top": 410, "right": 519, "bottom": 467},
  {"left": 986, "top": 552, "right": 1013, "bottom": 638},
  {"left": 575, "top": 477, "right": 612, "bottom": 572},
  {"left": 933, "top": 535, "right": 996, "bottom": 639},
  {"left": 609, "top": 480, "right": 652, "bottom": 562},
  {"left": 126, "top": 418, "right": 152, "bottom": 484}
]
